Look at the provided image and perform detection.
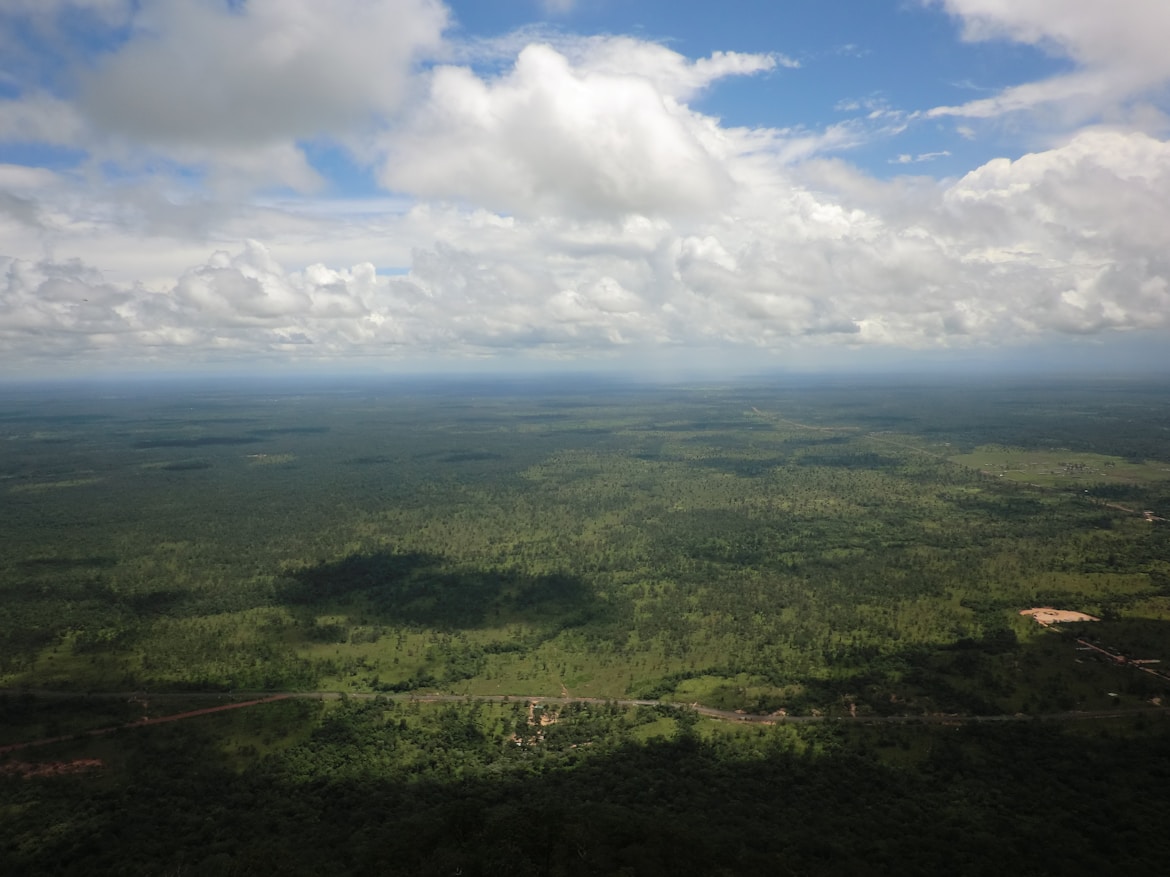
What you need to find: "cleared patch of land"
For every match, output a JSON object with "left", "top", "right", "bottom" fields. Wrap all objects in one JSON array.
[
  {"left": 247, "top": 453, "right": 296, "bottom": 465},
  {"left": 951, "top": 444, "right": 1170, "bottom": 487},
  {"left": 9, "top": 477, "right": 102, "bottom": 493},
  {"left": 1020, "top": 607, "right": 1100, "bottom": 626}
]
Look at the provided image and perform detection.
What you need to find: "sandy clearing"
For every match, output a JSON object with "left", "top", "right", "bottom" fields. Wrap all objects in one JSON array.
[{"left": 1020, "top": 607, "right": 1100, "bottom": 626}]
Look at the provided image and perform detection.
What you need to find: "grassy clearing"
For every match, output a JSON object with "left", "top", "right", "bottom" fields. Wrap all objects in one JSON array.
[
  {"left": 246, "top": 453, "right": 296, "bottom": 466},
  {"left": 951, "top": 444, "right": 1170, "bottom": 487},
  {"left": 1122, "top": 596, "right": 1170, "bottom": 621},
  {"left": 9, "top": 478, "right": 103, "bottom": 493}
]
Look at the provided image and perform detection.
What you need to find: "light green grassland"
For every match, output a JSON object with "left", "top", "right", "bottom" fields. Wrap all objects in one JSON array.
[
  {"left": 951, "top": 444, "right": 1170, "bottom": 487},
  {"left": 246, "top": 453, "right": 296, "bottom": 466},
  {"left": 9, "top": 477, "right": 103, "bottom": 493}
]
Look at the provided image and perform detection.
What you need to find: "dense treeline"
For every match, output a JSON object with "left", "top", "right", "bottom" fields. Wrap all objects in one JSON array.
[{"left": 3, "top": 698, "right": 1170, "bottom": 875}]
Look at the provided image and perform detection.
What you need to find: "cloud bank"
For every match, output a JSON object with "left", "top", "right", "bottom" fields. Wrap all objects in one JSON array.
[{"left": 0, "top": 1, "right": 1168, "bottom": 374}]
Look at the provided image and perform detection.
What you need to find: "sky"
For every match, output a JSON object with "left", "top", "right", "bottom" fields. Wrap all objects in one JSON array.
[{"left": 2, "top": 0, "right": 1169, "bottom": 379}]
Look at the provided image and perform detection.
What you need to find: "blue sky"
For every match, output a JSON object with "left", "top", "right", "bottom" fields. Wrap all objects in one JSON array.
[
  {"left": 1, "top": 0, "right": 1169, "bottom": 378},
  {"left": 451, "top": 1, "right": 1078, "bottom": 184}
]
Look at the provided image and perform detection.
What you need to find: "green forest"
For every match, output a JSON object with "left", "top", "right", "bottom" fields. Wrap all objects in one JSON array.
[{"left": 3, "top": 375, "right": 1170, "bottom": 874}]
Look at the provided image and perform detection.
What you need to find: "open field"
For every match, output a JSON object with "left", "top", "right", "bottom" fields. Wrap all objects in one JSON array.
[{"left": 950, "top": 444, "right": 1170, "bottom": 488}]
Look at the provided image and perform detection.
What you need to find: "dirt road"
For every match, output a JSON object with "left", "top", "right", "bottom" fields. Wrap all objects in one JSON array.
[
  {"left": 0, "top": 694, "right": 289, "bottom": 755},
  {"left": 2, "top": 690, "right": 1163, "bottom": 755}
]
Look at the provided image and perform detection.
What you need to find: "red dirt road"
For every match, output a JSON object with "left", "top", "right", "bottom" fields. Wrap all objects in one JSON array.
[
  {"left": 2, "top": 690, "right": 1166, "bottom": 758},
  {"left": 0, "top": 694, "right": 289, "bottom": 755}
]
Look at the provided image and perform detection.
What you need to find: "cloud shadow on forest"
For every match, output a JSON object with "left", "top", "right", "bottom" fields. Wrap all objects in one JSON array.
[
  {"left": 277, "top": 550, "right": 609, "bottom": 633},
  {"left": 133, "top": 436, "right": 265, "bottom": 449}
]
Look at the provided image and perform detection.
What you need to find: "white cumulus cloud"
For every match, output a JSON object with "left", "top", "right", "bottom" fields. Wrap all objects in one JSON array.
[
  {"left": 0, "top": 0, "right": 449, "bottom": 192},
  {"left": 927, "top": 0, "right": 1170, "bottom": 121},
  {"left": 378, "top": 42, "right": 747, "bottom": 218},
  {"left": 6, "top": 125, "right": 1168, "bottom": 372},
  {"left": 82, "top": 0, "right": 447, "bottom": 147}
]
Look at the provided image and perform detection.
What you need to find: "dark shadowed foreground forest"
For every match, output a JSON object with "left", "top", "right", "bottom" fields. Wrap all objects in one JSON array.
[{"left": 2, "top": 375, "right": 1170, "bottom": 874}]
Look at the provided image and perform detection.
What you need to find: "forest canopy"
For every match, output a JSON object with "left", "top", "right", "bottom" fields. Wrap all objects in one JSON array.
[{"left": 2, "top": 375, "right": 1169, "bottom": 874}]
